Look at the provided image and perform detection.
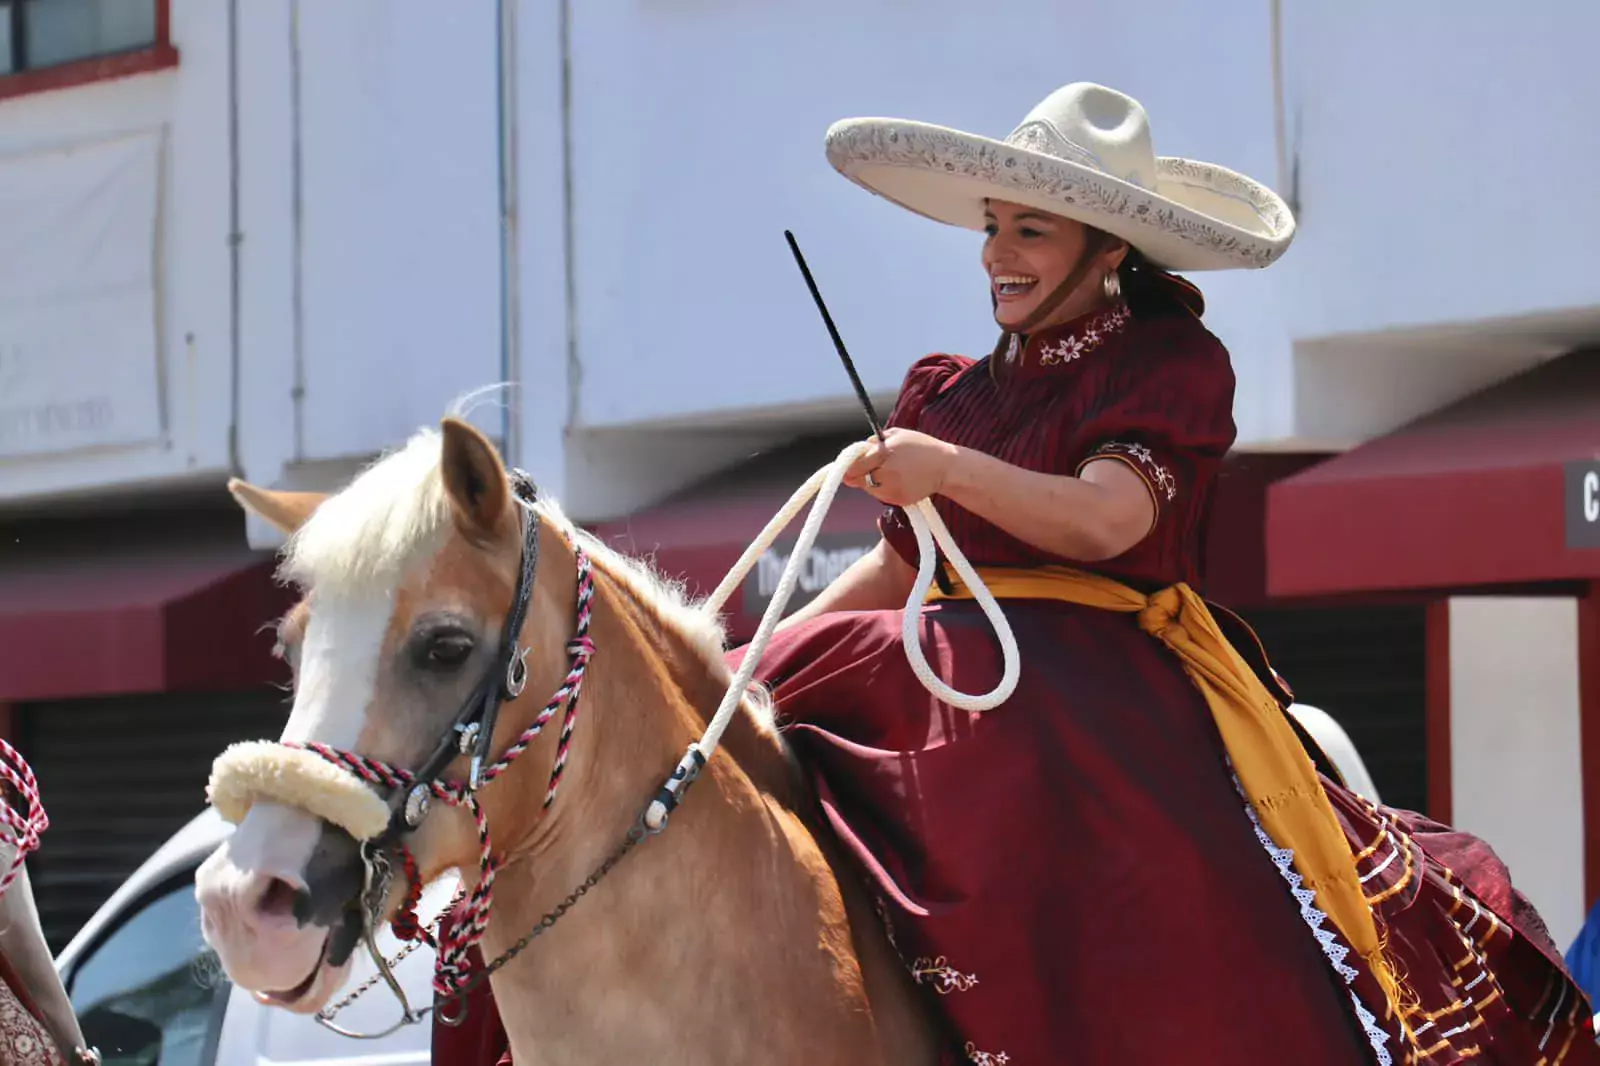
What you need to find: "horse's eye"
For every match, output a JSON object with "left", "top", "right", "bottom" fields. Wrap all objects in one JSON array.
[{"left": 419, "top": 631, "right": 475, "bottom": 672}]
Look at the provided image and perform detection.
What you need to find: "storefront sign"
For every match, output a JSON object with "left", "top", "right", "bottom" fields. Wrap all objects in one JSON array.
[
  {"left": 1568, "top": 460, "right": 1600, "bottom": 550},
  {"left": 742, "top": 532, "right": 879, "bottom": 619},
  {"left": 0, "top": 131, "right": 164, "bottom": 460}
]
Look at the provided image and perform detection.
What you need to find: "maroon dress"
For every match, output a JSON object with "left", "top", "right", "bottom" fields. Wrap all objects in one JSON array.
[
  {"left": 727, "top": 302, "right": 1598, "bottom": 1064},
  {"left": 436, "top": 303, "right": 1597, "bottom": 1065}
]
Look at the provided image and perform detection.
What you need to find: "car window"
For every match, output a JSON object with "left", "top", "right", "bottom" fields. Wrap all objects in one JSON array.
[{"left": 65, "top": 878, "right": 228, "bottom": 1066}]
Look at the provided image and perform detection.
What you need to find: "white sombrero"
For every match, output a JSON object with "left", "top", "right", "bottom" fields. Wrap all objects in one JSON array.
[{"left": 825, "top": 82, "right": 1294, "bottom": 272}]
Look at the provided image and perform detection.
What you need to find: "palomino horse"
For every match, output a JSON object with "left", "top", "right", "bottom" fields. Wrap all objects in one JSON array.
[
  {"left": 194, "top": 416, "right": 942, "bottom": 1064},
  {"left": 0, "top": 745, "right": 93, "bottom": 1065}
]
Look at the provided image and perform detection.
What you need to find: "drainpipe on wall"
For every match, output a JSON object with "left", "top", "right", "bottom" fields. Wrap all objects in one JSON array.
[
  {"left": 560, "top": 0, "right": 579, "bottom": 433},
  {"left": 496, "top": 0, "right": 523, "bottom": 465},
  {"left": 225, "top": 0, "right": 243, "bottom": 477},
  {"left": 1269, "top": 0, "right": 1298, "bottom": 214},
  {"left": 289, "top": 0, "right": 306, "bottom": 461}
]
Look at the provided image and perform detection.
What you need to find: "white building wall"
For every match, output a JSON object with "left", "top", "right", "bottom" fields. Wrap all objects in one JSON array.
[
  {"left": 1279, "top": 0, "right": 1600, "bottom": 444},
  {"left": 0, "top": 0, "right": 511, "bottom": 516},
  {"left": 1449, "top": 597, "right": 1586, "bottom": 949},
  {"left": 1283, "top": 0, "right": 1600, "bottom": 341},
  {"left": 0, "top": 0, "right": 232, "bottom": 501},
  {"left": 288, "top": 1, "right": 504, "bottom": 463},
  {"left": 233, "top": 0, "right": 508, "bottom": 498},
  {"left": 2, "top": 0, "right": 1598, "bottom": 521}
]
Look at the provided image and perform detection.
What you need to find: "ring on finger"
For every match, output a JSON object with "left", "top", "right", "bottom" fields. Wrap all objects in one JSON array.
[{"left": 865, "top": 471, "right": 881, "bottom": 489}]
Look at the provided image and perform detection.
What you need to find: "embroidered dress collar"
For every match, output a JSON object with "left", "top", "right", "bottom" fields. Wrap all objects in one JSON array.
[{"left": 993, "top": 301, "right": 1132, "bottom": 383}]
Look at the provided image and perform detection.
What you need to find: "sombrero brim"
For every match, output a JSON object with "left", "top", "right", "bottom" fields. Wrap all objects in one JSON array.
[{"left": 825, "top": 117, "right": 1294, "bottom": 272}]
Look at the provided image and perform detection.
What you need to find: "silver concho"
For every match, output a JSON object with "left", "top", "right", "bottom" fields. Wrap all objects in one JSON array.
[{"left": 403, "top": 785, "right": 431, "bottom": 828}]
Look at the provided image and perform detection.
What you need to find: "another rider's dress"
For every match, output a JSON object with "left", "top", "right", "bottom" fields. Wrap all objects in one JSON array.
[
  {"left": 0, "top": 951, "right": 63, "bottom": 1066},
  {"left": 730, "top": 301, "right": 1598, "bottom": 1064}
]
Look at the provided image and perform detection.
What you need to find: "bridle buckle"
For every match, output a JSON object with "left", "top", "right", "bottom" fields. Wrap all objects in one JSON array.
[{"left": 505, "top": 646, "right": 530, "bottom": 699}]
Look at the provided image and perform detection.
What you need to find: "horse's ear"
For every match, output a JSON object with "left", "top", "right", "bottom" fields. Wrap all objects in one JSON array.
[
  {"left": 227, "top": 479, "right": 326, "bottom": 535},
  {"left": 440, "top": 416, "right": 510, "bottom": 540}
]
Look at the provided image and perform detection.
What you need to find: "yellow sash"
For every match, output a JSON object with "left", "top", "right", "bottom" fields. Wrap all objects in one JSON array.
[{"left": 929, "top": 565, "right": 1409, "bottom": 1027}]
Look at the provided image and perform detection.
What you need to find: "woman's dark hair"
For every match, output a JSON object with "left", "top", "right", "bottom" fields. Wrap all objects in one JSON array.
[{"left": 1116, "top": 246, "right": 1206, "bottom": 319}]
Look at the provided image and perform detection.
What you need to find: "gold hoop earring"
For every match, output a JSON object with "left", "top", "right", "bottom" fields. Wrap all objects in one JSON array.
[{"left": 1103, "top": 270, "right": 1122, "bottom": 301}]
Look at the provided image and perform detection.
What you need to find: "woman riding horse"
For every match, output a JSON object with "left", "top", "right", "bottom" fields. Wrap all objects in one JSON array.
[
  {"left": 0, "top": 744, "right": 96, "bottom": 1065},
  {"left": 440, "top": 81, "right": 1595, "bottom": 1063},
  {"left": 735, "top": 81, "right": 1596, "bottom": 1063}
]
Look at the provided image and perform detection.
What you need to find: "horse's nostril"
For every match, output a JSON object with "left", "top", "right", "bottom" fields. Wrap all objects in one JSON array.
[{"left": 255, "top": 875, "right": 308, "bottom": 924}]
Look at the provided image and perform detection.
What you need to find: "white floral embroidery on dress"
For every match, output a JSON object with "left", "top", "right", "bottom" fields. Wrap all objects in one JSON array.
[
  {"left": 873, "top": 898, "right": 1007, "bottom": 1060},
  {"left": 1037, "top": 334, "right": 1087, "bottom": 365},
  {"left": 1035, "top": 303, "right": 1130, "bottom": 366},
  {"left": 1093, "top": 441, "right": 1177, "bottom": 501},
  {"left": 1150, "top": 464, "right": 1176, "bottom": 501},
  {"left": 912, "top": 955, "right": 980, "bottom": 994}
]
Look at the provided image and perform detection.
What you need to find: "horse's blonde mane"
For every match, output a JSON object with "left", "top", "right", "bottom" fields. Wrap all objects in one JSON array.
[
  {"left": 280, "top": 424, "right": 774, "bottom": 732},
  {"left": 535, "top": 496, "right": 777, "bottom": 734},
  {"left": 281, "top": 428, "right": 453, "bottom": 595}
]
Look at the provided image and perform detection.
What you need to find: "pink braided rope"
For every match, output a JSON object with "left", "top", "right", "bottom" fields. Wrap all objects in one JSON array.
[
  {"left": 0, "top": 740, "right": 48, "bottom": 900},
  {"left": 478, "top": 562, "right": 596, "bottom": 787},
  {"left": 433, "top": 792, "right": 499, "bottom": 991},
  {"left": 285, "top": 550, "right": 597, "bottom": 996},
  {"left": 296, "top": 743, "right": 418, "bottom": 791},
  {"left": 542, "top": 574, "right": 597, "bottom": 810},
  {"left": 389, "top": 843, "right": 436, "bottom": 948}
]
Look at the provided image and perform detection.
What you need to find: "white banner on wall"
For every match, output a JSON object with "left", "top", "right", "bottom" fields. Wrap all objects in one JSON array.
[{"left": 0, "top": 129, "right": 164, "bottom": 460}]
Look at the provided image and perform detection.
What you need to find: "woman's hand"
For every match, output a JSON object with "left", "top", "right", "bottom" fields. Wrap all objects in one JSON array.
[{"left": 843, "top": 428, "right": 961, "bottom": 507}]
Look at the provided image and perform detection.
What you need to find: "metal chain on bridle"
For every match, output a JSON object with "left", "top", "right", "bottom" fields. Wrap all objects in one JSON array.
[
  {"left": 315, "top": 818, "right": 649, "bottom": 1036},
  {"left": 286, "top": 445, "right": 1019, "bottom": 1039}
]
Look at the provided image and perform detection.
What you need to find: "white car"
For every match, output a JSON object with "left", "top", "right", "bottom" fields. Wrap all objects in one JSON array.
[{"left": 54, "top": 808, "right": 450, "bottom": 1065}]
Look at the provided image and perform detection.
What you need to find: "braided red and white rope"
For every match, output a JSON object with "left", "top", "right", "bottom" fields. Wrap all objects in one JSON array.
[
  {"left": 389, "top": 843, "right": 436, "bottom": 949},
  {"left": 0, "top": 740, "right": 47, "bottom": 899},
  {"left": 290, "top": 547, "right": 597, "bottom": 995}
]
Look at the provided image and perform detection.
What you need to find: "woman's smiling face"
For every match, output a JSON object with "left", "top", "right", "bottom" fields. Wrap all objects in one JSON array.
[{"left": 981, "top": 200, "right": 1123, "bottom": 330}]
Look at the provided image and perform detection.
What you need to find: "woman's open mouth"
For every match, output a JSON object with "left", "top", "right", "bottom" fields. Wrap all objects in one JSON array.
[{"left": 993, "top": 274, "right": 1038, "bottom": 301}]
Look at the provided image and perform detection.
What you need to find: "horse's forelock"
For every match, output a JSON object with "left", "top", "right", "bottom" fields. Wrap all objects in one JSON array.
[{"left": 280, "top": 428, "right": 453, "bottom": 596}]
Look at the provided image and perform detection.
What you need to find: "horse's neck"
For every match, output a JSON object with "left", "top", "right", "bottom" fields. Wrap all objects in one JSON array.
[{"left": 478, "top": 572, "right": 897, "bottom": 1065}]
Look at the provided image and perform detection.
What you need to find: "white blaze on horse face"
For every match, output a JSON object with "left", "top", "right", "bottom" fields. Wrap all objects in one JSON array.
[
  {"left": 195, "top": 590, "right": 395, "bottom": 998},
  {"left": 284, "top": 591, "right": 393, "bottom": 749},
  {"left": 247, "top": 590, "right": 394, "bottom": 872}
]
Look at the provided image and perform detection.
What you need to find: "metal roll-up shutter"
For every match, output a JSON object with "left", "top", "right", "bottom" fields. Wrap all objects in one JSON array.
[
  {"left": 20, "top": 689, "right": 291, "bottom": 952},
  {"left": 1240, "top": 604, "right": 1429, "bottom": 815}
]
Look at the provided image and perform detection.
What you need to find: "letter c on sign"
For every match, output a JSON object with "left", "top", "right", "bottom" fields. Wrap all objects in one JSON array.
[{"left": 1587, "top": 470, "right": 1600, "bottom": 523}]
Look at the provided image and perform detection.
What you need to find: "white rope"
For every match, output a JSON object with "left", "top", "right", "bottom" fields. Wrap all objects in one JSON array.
[{"left": 645, "top": 440, "right": 1019, "bottom": 830}]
